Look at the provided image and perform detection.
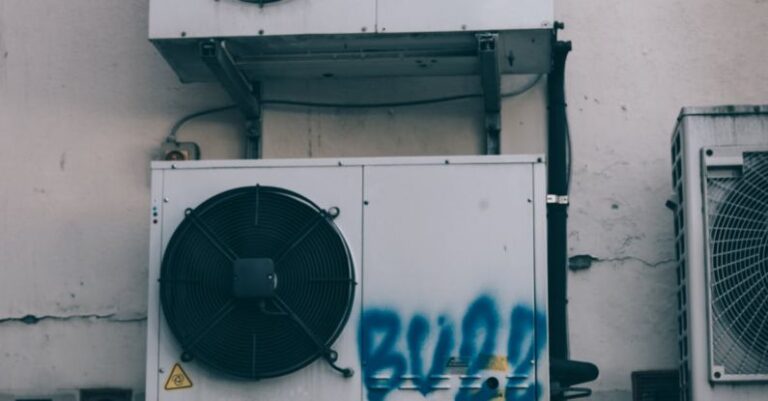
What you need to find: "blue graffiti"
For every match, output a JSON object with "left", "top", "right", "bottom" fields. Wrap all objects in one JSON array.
[
  {"left": 407, "top": 314, "right": 455, "bottom": 395},
  {"left": 504, "top": 306, "right": 547, "bottom": 401},
  {"left": 358, "top": 309, "right": 408, "bottom": 401},
  {"left": 455, "top": 296, "right": 501, "bottom": 401},
  {"left": 359, "top": 296, "right": 547, "bottom": 401}
]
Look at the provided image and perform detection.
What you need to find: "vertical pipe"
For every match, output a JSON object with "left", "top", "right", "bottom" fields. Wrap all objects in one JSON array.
[{"left": 547, "top": 37, "right": 573, "bottom": 370}]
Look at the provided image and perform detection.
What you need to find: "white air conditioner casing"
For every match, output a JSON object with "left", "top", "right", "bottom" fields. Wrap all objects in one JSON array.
[
  {"left": 148, "top": 0, "right": 553, "bottom": 81},
  {"left": 146, "top": 155, "right": 549, "bottom": 401},
  {"left": 671, "top": 105, "right": 768, "bottom": 401},
  {"left": 149, "top": 0, "right": 552, "bottom": 39}
]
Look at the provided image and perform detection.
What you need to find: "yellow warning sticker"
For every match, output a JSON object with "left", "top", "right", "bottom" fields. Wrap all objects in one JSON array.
[{"left": 164, "top": 363, "right": 193, "bottom": 390}]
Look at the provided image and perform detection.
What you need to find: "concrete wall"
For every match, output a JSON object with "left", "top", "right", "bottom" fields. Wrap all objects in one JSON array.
[{"left": 0, "top": 0, "right": 766, "bottom": 400}]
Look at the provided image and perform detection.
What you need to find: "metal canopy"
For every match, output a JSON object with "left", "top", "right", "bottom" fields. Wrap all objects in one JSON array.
[{"left": 153, "top": 30, "right": 552, "bottom": 157}]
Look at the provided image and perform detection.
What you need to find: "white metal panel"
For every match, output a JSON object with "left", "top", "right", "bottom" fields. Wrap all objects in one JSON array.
[
  {"left": 532, "top": 162, "right": 549, "bottom": 401},
  {"left": 149, "top": 0, "right": 376, "bottom": 39},
  {"left": 377, "top": 0, "right": 553, "bottom": 33},
  {"left": 149, "top": 0, "right": 551, "bottom": 39},
  {"left": 148, "top": 165, "right": 363, "bottom": 401},
  {"left": 361, "top": 163, "right": 542, "bottom": 401},
  {"left": 146, "top": 168, "right": 164, "bottom": 401}
]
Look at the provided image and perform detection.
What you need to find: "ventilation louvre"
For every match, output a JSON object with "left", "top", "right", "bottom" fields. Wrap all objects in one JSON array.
[
  {"left": 632, "top": 370, "right": 680, "bottom": 401},
  {"left": 671, "top": 128, "right": 691, "bottom": 400}
]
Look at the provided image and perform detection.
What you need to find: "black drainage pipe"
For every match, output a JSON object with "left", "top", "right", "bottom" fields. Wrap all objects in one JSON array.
[
  {"left": 547, "top": 27, "right": 573, "bottom": 370},
  {"left": 547, "top": 27, "right": 599, "bottom": 400}
]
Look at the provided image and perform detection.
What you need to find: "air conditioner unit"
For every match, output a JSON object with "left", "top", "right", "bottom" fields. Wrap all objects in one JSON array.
[
  {"left": 148, "top": 0, "right": 553, "bottom": 81},
  {"left": 145, "top": 155, "right": 549, "bottom": 401},
  {"left": 671, "top": 105, "right": 768, "bottom": 401}
]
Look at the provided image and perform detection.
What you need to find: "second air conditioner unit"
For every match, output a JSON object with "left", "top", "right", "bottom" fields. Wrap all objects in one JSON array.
[{"left": 671, "top": 105, "right": 768, "bottom": 401}]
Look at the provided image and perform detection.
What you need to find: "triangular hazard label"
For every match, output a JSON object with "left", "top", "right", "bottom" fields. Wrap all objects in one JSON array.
[{"left": 164, "top": 363, "right": 193, "bottom": 390}]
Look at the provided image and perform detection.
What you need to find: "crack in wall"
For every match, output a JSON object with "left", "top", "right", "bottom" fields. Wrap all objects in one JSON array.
[
  {"left": 0, "top": 313, "right": 147, "bottom": 325},
  {"left": 569, "top": 254, "right": 676, "bottom": 271},
  {"left": 592, "top": 256, "right": 676, "bottom": 267}
]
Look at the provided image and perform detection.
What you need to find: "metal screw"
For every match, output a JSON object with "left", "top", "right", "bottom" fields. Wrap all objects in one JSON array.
[
  {"left": 361, "top": 27, "right": 367, "bottom": 32},
  {"left": 163, "top": 197, "right": 170, "bottom": 203}
]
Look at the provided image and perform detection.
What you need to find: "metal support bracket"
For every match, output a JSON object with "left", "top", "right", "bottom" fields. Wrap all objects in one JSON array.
[
  {"left": 477, "top": 33, "right": 502, "bottom": 155},
  {"left": 200, "top": 40, "right": 262, "bottom": 159},
  {"left": 546, "top": 194, "right": 570, "bottom": 205}
]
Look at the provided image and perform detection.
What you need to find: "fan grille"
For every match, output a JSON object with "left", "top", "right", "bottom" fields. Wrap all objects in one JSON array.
[
  {"left": 160, "top": 186, "right": 355, "bottom": 379},
  {"left": 707, "top": 152, "right": 768, "bottom": 377}
]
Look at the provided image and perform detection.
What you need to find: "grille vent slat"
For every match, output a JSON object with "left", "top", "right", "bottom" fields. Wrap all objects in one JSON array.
[
  {"left": 671, "top": 129, "right": 690, "bottom": 401},
  {"left": 632, "top": 370, "right": 680, "bottom": 401}
]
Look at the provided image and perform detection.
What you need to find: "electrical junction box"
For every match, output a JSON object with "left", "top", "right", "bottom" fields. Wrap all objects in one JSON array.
[
  {"left": 146, "top": 155, "right": 549, "bottom": 401},
  {"left": 148, "top": 0, "right": 553, "bottom": 82}
]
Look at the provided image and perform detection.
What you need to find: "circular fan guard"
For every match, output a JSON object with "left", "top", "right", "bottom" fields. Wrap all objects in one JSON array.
[
  {"left": 161, "top": 186, "right": 355, "bottom": 379},
  {"left": 709, "top": 152, "right": 768, "bottom": 375}
]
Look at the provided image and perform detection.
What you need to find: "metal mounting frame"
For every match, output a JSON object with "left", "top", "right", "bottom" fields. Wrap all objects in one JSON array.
[
  {"left": 477, "top": 33, "right": 502, "bottom": 155},
  {"left": 201, "top": 35, "right": 509, "bottom": 158},
  {"left": 200, "top": 40, "right": 262, "bottom": 159}
]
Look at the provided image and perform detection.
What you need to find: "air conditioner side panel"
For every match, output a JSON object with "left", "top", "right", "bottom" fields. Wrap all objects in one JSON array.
[
  {"left": 146, "top": 168, "right": 165, "bottom": 401},
  {"left": 532, "top": 162, "right": 549, "bottom": 401},
  {"left": 147, "top": 166, "right": 363, "bottom": 401},
  {"left": 361, "top": 163, "right": 544, "bottom": 401}
]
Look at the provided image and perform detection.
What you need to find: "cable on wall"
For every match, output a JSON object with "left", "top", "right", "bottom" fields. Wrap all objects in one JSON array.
[
  {"left": 166, "top": 105, "right": 238, "bottom": 144},
  {"left": 164, "top": 75, "right": 543, "bottom": 143}
]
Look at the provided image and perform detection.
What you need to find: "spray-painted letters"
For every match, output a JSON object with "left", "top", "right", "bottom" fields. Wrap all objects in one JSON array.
[{"left": 359, "top": 296, "right": 546, "bottom": 401}]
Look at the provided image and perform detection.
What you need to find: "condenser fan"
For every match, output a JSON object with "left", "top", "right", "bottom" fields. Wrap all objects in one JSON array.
[
  {"left": 707, "top": 151, "right": 768, "bottom": 376},
  {"left": 160, "top": 186, "right": 355, "bottom": 379}
]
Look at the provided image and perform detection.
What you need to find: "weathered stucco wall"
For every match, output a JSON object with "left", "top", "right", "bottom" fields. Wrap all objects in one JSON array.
[
  {"left": 557, "top": 1, "right": 768, "bottom": 399},
  {"left": 0, "top": 0, "right": 766, "bottom": 400}
]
